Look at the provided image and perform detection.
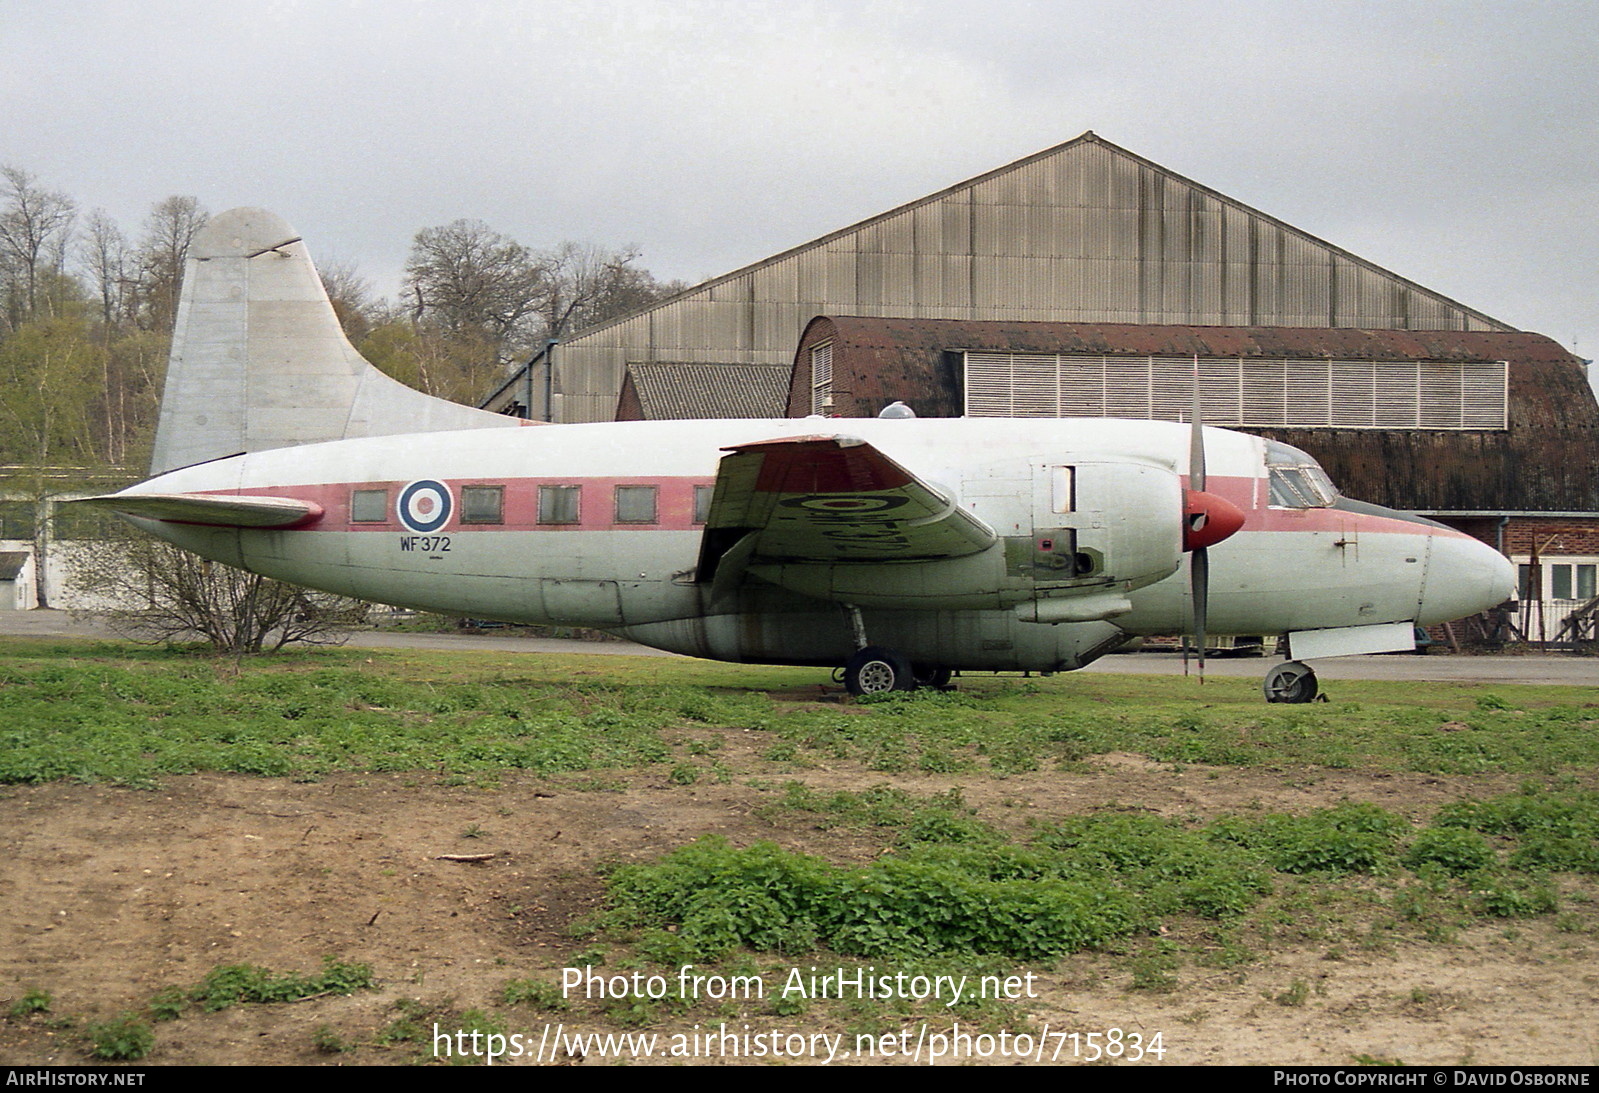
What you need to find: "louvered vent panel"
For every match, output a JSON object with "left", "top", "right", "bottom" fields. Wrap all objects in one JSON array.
[
  {"left": 1102, "top": 357, "right": 1153, "bottom": 419},
  {"left": 1460, "top": 361, "right": 1510, "bottom": 428},
  {"left": 963, "top": 353, "right": 1506, "bottom": 429}
]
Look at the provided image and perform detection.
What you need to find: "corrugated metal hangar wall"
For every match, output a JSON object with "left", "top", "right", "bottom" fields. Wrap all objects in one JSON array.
[{"left": 491, "top": 132, "right": 1509, "bottom": 424}]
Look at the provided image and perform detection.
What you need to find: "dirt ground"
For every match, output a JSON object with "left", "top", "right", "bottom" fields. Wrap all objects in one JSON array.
[{"left": 2, "top": 741, "right": 1597, "bottom": 1067}]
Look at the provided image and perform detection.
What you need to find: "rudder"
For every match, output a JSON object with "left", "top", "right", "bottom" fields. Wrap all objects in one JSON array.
[{"left": 149, "top": 207, "right": 520, "bottom": 475}]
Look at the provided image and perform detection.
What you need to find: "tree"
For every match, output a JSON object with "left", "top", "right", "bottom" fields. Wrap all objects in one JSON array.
[
  {"left": 402, "top": 219, "right": 545, "bottom": 358},
  {"left": 69, "top": 534, "right": 369, "bottom": 654},
  {"left": 358, "top": 320, "right": 500, "bottom": 407},
  {"left": 79, "top": 209, "right": 132, "bottom": 328},
  {"left": 534, "top": 241, "right": 686, "bottom": 340},
  {"left": 0, "top": 313, "right": 105, "bottom": 608},
  {"left": 0, "top": 166, "right": 77, "bottom": 331},
  {"left": 319, "top": 258, "right": 378, "bottom": 343},
  {"left": 135, "top": 195, "right": 207, "bottom": 333}
]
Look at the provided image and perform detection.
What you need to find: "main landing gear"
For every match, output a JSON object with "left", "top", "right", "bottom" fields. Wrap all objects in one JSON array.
[
  {"left": 844, "top": 646, "right": 916, "bottom": 696},
  {"left": 1263, "top": 660, "right": 1318, "bottom": 704},
  {"left": 840, "top": 608, "right": 952, "bottom": 697}
]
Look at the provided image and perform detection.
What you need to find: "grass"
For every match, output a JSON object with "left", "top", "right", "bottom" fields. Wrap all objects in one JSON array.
[
  {"left": 1, "top": 638, "right": 1596, "bottom": 786},
  {"left": 595, "top": 786, "right": 1599, "bottom": 964},
  {"left": 1, "top": 636, "right": 1597, "bottom": 1063}
]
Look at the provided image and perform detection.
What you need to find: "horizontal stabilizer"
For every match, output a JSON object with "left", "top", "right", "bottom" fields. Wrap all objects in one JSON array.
[{"left": 77, "top": 492, "right": 322, "bottom": 529}]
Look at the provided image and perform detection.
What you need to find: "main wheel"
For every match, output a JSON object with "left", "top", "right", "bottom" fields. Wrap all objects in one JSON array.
[
  {"left": 913, "top": 664, "right": 953, "bottom": 689},
  {"left": 1263, "top": 660, "right": 1318, "bottom": 704},
  {"left": 845, "top": 646, "right": 917, "bottom": 696}
]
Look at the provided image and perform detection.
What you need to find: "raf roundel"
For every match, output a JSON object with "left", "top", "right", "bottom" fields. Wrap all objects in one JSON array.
[{"left": 397, "top": 480, "right": 453, "bottom": 534}]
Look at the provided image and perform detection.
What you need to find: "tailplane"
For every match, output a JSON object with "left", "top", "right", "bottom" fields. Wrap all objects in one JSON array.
[{"left": 149, "top": 207, "right": 521, "bottom": 475}]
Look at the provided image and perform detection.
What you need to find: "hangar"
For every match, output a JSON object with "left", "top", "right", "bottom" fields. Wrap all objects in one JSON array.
[
  {"left": 485, "top": 132, "right": 1509, "bottom": 424},
  {"left": 484, "top": 132, "right": 1594, "bottom": 644}
]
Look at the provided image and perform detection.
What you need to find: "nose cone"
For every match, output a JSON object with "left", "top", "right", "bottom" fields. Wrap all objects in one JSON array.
[{"left": 1420, "top": 534, "right": 1517, "bottom": 625}]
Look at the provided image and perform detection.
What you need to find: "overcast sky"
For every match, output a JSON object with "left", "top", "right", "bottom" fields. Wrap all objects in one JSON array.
[{"left": 5, "top": 0, "right": 1595, "bottom": 368}]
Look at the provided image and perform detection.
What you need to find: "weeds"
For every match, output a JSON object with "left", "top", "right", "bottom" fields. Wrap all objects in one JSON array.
[
  {"left": 86, "top": 1014, "right": 154, "bottom": 1060},
  {"left": 189, "top": 958, "right": 376, "bottom": 1013},
  {"left": 8, "top": 988, "right": 50, "bottom": 1017}
]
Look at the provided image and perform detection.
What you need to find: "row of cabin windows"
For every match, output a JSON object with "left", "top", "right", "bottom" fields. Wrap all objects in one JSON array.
[{"left": 350, "top": 485, "right": 714, "bottom": 526}]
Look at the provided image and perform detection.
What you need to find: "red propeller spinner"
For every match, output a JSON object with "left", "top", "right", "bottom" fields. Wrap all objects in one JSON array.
[{"left": 1182, "top": 489, "right": 1246, "bottom": 552}]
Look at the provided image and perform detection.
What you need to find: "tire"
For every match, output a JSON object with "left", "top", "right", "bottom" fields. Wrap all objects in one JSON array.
[
  {"left": 913, "top": 664, "right": 953, "bottom": 689},
  {"left": 845, "top": 646, "right": 916, "bottom": 696},
  {"left": 1263, "top": 661, "right": 1318, "bottom": 704}
]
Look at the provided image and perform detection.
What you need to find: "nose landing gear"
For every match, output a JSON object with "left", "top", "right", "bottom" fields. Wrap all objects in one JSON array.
[{"left": 1263, "top": 660, "right": 1318, "bottom": 704}]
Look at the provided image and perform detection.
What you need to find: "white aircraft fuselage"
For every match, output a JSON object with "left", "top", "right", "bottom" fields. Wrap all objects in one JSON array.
[{"left": 123, "top": 415, "right": 1513, "bottom": 674}]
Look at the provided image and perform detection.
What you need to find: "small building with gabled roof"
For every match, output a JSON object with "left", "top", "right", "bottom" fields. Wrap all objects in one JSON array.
[{"left": 615, "top": 362, "right": 792, "bottom": 421}]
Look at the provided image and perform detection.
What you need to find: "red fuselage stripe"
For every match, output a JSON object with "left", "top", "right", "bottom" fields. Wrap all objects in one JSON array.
[{"left": 210, "top": 474, "right": 1464, "bottom": 541}]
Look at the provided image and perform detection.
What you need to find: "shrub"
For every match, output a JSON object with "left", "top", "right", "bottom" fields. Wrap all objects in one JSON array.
[
  {"left": 1404, "top": 828, "right": 1497, "bottom": 875},
  {"left": 87, "top": 1014, "right": 154, "bottom": 1060}
]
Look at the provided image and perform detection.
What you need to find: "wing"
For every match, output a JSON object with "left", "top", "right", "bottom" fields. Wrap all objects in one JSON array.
[
  {"left": 697, "top": 435, "right": 995, "bottom": 585},
  {"left": 76, "top": 492, "right": 322, "bottom": 529}
]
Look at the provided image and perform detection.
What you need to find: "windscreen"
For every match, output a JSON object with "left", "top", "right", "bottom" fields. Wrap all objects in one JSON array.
[{"left": 1264, "top": 440, "right": 1338, "bottom": 509}]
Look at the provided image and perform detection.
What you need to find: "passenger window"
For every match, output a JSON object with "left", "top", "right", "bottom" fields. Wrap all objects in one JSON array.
[
  {"left": 615, "top": 485, "right": 658, "bottom": 524},
  {"left": 351, "top": 489, "right": 388, "bottom": 523},
  {"left": 537, "top": 485, "right": 580, "bottom": 525},
  {"left": 460, "top": 485, "right": 504, "bottom": 524}
]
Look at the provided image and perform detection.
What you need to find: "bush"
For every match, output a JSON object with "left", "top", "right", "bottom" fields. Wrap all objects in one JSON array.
[
  {"left": 1404, "top": 828, "right": 1497, "bottom": 875},
  {"left": 69, "top": 536, "right": 369, "bottom": 654},
  {"left": 87, "top": 1015, "right": 154, "bottom": 1060}
]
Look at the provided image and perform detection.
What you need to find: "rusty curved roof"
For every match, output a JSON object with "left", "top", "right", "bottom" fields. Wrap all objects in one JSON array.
[{"left": 812, "top": 316, "right": 1566, "bottom": 365}]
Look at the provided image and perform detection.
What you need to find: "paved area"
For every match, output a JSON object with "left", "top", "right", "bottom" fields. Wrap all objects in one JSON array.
[
  {"left": 2, "top": 610, "right": 1593, "bottom": 685},
  {"left": 1083, "top": 650, "right": 1597, "bottom": 686}
]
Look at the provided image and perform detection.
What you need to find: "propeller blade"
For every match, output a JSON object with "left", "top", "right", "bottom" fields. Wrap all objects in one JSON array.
[
  {"left": 1190, "top": 354, "right": 1207, "bottom": 681},
  {"left": 1190, "top": 355, "right": 1205, "bottom": 493},
  {"left": 1192, "top": 545, "right": 1209, "bottom": 683}
]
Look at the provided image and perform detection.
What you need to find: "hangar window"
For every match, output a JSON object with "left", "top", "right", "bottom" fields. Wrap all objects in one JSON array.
[
  {"left": 693, "top": 484, "right": 714, "bottom": 525},
  {"left": 810, "top": 341, "right": 834, "bottom": 414},
  {"left": 537, "top": 485, "right": 581, "bottom": 525},
  {"left": 615, "top": 485, "right": 658, "bottom": 524},
  {"left": 460, "top": 486, "right": 504, "bottom": 524},
  {"left": 351, "top": 489, "right": 388, "bottom": 523}
]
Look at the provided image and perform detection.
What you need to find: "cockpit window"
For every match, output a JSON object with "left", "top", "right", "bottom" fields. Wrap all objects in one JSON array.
[{"left": 1265, "top": 440, "right": 1338, "bottom": 509}]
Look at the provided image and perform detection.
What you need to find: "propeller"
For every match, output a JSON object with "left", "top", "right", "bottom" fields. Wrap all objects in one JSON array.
[{"left": 1183, "top": 357, "right": 1245, "bottom": 680}]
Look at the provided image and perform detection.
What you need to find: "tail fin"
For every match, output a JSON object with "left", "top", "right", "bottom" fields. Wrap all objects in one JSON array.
[{"left": 149, "top": 207, "right": 521, "bottom": 475}]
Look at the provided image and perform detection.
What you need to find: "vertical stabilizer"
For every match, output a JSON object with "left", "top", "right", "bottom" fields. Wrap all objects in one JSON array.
[{"left": 150, "top": 208, "right": 520, "bottom": 475}]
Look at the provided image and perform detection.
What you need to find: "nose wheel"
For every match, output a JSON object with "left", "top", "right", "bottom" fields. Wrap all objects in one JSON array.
[{"left": 1263, "top": 660, "right": 1318, "bottom": 704}]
